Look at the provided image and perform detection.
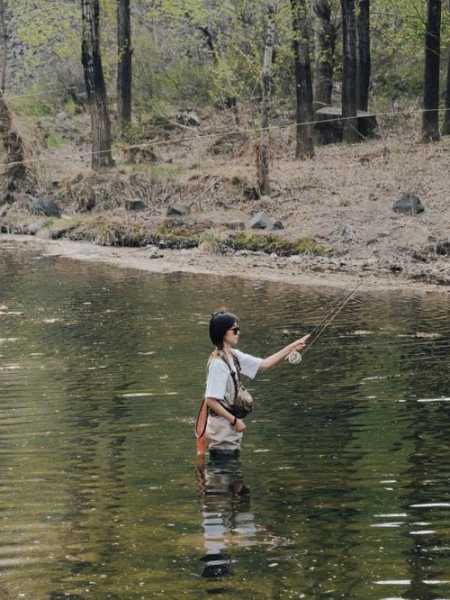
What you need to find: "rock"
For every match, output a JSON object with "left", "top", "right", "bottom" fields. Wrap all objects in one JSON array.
[
  {"left": 176, "top": 110, "right": 201, "bottom": 128},
  {"left": 248, "top": 211, "right": 277, "bottom": 230},
  {"left": 25, "top": 221, "right": 46, "bottom": 235},
  {"left": 29, "top": 197, "right": 62, "bottom": 218},
  {"left": 243, "top": 185, "right": 259, "bottom": 201},
  {"left": 434, "top": 238, "right": 450, "bottom": 257},
  {"left": 393, "top": 193, "right": 425, "bottom": 215},
  {"left": 389, "top": 263, "right": 403, "bottom": 273},
  {"left": 342, "top": 224, "right": 354, "bottom": 242},
  {"left": 125, "top": 199, "right": 145, "bottom": 211},
  {"left": 166, "top": 204, "right": 190, "bottom": 217},
  {"left": 147, "top": 250, "right": 164, "bottom": 259}
]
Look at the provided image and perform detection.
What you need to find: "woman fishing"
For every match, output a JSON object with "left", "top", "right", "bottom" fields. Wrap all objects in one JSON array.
[{"left": 199, "top": 310, "right": 310, "bottom": 459}]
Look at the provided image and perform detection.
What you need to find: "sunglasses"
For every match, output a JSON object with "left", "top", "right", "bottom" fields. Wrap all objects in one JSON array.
[{"left": 230, "top": 327, "right": 241, "bottom": 335}]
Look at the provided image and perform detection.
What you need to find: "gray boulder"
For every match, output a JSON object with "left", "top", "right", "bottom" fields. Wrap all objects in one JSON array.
[
  {"left": 125, "top": 199, "right": 145, "bottom": 211},
  {"left": 26, "top": 221, "right": 46, "bottom": 235},
  {"left": 248, "top": 211, "right": 282, "bottom": 231},
  {"left": 393, "top": 193, "right": 425, "bottom": 215},
  {"left": 29, "top": 197, "right": 62, "bottom": 218},
  {"left": 176, "top": 110, "right": 201, "bottom": 128},
  {"left": 167, "top": 204, "right": 190, "bottom": 217},
  {"left": 434, "top": 238, "right": 450, "bottom": 257},
  {"left": 342, "top": 224, "right": 354, "bottom": 242}
]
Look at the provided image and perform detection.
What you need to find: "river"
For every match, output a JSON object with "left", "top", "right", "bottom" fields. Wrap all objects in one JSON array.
[{"left": 0, "top": 240, "right": 450, "bottom": 599}]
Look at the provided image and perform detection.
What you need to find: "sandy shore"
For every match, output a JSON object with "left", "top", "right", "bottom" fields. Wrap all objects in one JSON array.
[{"left": 2, "top": 234, "right": 449, "bottom": 297}]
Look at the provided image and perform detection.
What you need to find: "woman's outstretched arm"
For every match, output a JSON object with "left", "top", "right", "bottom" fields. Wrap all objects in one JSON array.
[{"left": 259, "top": 334, "right": 310, "bottom": 372}]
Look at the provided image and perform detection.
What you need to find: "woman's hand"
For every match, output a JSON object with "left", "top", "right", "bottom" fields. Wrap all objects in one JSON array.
[
  {"left": 234, "top": 418, "right": 246, "bottom": 433},
  {"left": 290, "top": 333, "right": 311, "bottom": 353}
]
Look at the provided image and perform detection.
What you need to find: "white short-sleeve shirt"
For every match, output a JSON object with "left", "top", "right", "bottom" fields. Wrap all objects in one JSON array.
[{"left": 205, "top": 349, "right": 262, "bottom": 450}]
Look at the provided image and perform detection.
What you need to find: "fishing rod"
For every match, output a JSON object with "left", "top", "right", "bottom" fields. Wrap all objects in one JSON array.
[{"left": 288, "top": 282, "right": 362, "bottom": 364}]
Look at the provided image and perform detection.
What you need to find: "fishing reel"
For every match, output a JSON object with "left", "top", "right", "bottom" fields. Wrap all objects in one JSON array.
[{"left": 287, "top": 351, "right": 302, "bottom": 365}]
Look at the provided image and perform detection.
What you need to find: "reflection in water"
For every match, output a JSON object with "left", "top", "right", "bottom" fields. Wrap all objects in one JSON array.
[{"left": 196, "top": 453, "right": 256, "bottom": 579}]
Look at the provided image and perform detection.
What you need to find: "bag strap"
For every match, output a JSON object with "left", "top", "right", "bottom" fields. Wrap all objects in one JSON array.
[{"left": 220, "top": 353, "right": 241, "bottom": 401}]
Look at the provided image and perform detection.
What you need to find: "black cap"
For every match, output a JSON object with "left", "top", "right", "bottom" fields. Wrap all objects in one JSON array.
[{"left": 209, "top": 311, "right": 238, "bottom": 349}]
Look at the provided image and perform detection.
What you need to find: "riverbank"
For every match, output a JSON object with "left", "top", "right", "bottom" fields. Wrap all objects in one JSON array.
[
  {"left": 2, "top": 234, "right": 449, "bottom": 295},
  {"left": 1, "top": 109, "right": 450, "bottom": 293}
]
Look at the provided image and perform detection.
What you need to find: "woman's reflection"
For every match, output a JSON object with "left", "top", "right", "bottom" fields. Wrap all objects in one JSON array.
[{"left": 196, "top": 451, "right": 256, "bottom": 578}]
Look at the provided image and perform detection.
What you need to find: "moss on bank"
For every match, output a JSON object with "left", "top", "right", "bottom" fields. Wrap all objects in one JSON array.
[
  {"left": 0, "top": 212, "right": 330, "bottom": 256},
  {"left": 225, "top": 232, "right": 330, "bottom": 256}
]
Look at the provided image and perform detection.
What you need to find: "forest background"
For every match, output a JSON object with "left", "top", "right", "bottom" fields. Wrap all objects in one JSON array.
[{"left": 0, "top": 0, "right": 450, "bottom": 288}]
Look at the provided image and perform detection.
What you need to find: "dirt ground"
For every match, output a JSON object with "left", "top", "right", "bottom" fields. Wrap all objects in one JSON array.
[{"left": 2, "top": 107, "right": 450, "bottom": 291}]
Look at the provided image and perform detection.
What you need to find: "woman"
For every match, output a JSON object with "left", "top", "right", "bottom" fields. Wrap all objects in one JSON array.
[{"left": 204, "top": 310, "right": 309, "bottom": 457}]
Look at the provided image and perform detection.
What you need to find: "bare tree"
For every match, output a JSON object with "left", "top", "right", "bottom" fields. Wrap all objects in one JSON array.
[
  {"left": 357, "top": 0, "right": 370, "bottom": 111},
  {"left": 256, "top": 4, "right": 276, "bottom": 197},
  {"left": 442, "top": 0, "right": 450, "bottom": 134},
  {"left": 81, "top": 0, "right": 114, "bottom": 169},
  {"left": 313, "top": 0, "right": 338, "bottom": 109},
  {"left": 291, "top": 0, "right": 315, "bottom": 158},
  {"left": 341, "top": 0, "right": 359, "bottom": 142},
  {"left": 422, "top": 0, "right": 441, "bottom": 142},
  {"left": 0, "top": 0, "right": 7, "bottom": 92},
  {"left": 117, "top": 0, "right": 132, "bottom": 134},
  {"left": 0, "top": 90, "right": 32, "bottom": 201}
]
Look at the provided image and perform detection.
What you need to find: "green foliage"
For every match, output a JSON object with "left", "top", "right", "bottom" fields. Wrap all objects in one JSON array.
[
  {"left": 8, "top": 0, "right": 450, "bottom": 145},
  {"left": 46, "top": 133, "right": 66, "bottom": 149},
  {"left": 372, "top": 0, "right": 450, "bottom": 99},
  {"left": 133, "top": 34, "right": 214, "bottom": 111},
  {"left": 9, "top": 83, "right": 54, "bottom": 116},
  {"left": 13, "top": 0, "right": 80, "bottom": 88}
]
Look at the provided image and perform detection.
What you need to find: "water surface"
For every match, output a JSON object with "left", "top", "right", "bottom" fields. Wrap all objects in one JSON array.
[{"left": 1, "top": 240, "right": 450, "bottom": 599}]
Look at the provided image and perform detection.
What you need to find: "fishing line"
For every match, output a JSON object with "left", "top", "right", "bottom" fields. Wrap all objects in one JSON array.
[
  {"left": 0, "top": 105, "right": 448, "bottom": 172},
  {"left": 288, "top": 282, "right": 362, "bottom": 364}
]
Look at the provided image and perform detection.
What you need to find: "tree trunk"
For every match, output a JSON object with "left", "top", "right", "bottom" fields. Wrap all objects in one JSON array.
[
  {"left": 0, "top": 0, "right": 7, "bottom": 92},
  {"left": 357, "top": 0, "right": 370, "bottom": 111},
  {"left": 443, "top": 0, "right": 450, "bottom": 134},
  {"left": 0, "top": 90, "right": 31, "bottom": 201},
  {"left": 422, "top": 0, "right": 441, "bottom": 142},
  {"left": 341, "top": 0, "right": 359, "bottom": 142},
  {"left": 117, "top": 0, "right": 132, "bottom": 134},
  {"left": 81, "top": 0, "right": 114, "bottom": 169},
  {"left": 291, "top": 0, "right": 315, "bottom": 159},
  {"left": 256, "top": 4, "right": 276, "bottom": 197},
  {"left": 313, "top": 0, "right": 337, "bottom": 109},
  {"left": 443, "top": 41, "right": 450, "bottom": 134}
]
